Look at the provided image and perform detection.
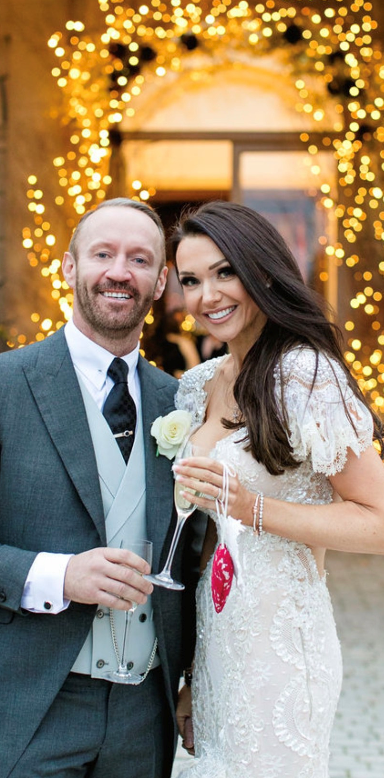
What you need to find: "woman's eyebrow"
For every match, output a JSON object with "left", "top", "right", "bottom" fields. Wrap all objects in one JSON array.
[
  {"left": 209, "top": 259, "right": 227, "bottom": 270},
  {"left": 178, "top": 259, "right": 227, "bottom": 275}
]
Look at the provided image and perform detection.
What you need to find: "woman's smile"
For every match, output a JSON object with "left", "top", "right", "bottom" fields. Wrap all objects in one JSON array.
[
  {"left": 176, "top": 234, "right": 267, "bottom": 356},
  {"left": 204, "top": 305, "right": 237, "bottom": 322}
]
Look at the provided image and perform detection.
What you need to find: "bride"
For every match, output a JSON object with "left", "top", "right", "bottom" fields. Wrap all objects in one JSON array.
[{"left": 170, "top": 201, "right": 384, "bottom": 778}]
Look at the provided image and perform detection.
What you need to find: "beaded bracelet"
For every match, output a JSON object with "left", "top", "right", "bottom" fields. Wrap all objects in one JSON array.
[
  {"left": 252, "top": 493, "right": 260, "bottom": 533},
  {"left": 258, "top": 492, "right": 264, "bottom": 537},
  {"left": 252, "top": 491, "right": 264, "bottom": 536}
]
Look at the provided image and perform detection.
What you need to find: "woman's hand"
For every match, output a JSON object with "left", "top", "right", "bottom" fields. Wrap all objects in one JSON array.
[{"left": 173, "top": 455, "right": 254, "bottom": 526}]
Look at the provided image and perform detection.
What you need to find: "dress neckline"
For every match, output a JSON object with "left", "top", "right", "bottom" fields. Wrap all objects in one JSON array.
[{"left": 190, "top": 356, "right": 246, "bottom": 454}]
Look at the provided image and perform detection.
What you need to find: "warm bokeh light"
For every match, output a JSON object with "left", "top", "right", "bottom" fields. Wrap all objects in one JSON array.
[{"left": 15, "top": 0, "right": 384, "bottom": 414}]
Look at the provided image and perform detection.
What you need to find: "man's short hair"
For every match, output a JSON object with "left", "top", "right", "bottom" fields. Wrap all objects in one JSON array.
[{"left": 68, "top": 198, "right": 166, "bottom": 267}]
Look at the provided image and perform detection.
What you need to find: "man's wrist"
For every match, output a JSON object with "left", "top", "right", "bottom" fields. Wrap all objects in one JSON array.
[{"left": 21, "top": 552, "right": 73, "bottom": 614}]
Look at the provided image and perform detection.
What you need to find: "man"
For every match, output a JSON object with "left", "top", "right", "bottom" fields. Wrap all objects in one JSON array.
[{"left": 0, "top": 198, "right": 198, "bottom": 777}]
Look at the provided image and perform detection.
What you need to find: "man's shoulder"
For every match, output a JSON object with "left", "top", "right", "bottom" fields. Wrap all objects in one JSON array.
[
  {"left": 0, "top": 328, "right": 67, "bottom": 370},
  {"left": 138, "top": 355, "right": 178, "bottom": 391}
]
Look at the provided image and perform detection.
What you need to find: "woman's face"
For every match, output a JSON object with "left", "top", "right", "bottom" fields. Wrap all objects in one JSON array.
[{"left": 176, "top": 234, "right": 267, "bottom": 352}]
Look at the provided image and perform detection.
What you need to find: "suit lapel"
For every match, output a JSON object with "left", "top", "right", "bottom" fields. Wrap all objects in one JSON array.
[
  {"left": 23, "top": 329, "right": 105, "bottom": 541},
  {"left": 139, "top": 357, "right": 177, "bottom": 572},
  {"left": 23, "top": 334, "right": 176, "bottom": 550}
]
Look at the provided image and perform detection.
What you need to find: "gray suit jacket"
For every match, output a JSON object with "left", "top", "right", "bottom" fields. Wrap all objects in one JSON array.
[{"left": 0, "top": 328, "right": 198, "bottom": 776}]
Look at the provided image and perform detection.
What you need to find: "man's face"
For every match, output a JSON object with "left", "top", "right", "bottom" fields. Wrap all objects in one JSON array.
[{"left": 62, "top": 206, "right": 167, "bottom": 348}]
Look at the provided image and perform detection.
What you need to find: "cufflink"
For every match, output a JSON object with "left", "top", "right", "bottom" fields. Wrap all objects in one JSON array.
[
  {"left": 43, "top": 600, "right": 53, "bottom": 611},
  {"left": 183, "top": 668, "right": 193, "bottom": 687}
]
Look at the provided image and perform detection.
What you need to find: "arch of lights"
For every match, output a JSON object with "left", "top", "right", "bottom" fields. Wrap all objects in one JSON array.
[{"left": 13, "top": 0, "right": 384, "bottom": 415}]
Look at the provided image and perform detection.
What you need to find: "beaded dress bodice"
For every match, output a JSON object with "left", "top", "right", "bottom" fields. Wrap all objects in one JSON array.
[{"left": 176, "top": 348, "right": 373, "bottom": 778}]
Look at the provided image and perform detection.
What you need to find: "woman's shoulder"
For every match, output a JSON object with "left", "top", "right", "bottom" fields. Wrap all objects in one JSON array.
[
  {"left": 275, "top": 346, "right": 347, "bottom": 389},
  {"left": 274, "top": 348, "right": 373, "bottom": 475}
]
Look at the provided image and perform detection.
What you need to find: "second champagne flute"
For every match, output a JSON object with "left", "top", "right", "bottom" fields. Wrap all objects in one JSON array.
[
  {"left": 145, "top": 438, "right": 207, "bottom": 590},
  {"left": 103, "top": 538, "right": 153, "bottom": 684}
]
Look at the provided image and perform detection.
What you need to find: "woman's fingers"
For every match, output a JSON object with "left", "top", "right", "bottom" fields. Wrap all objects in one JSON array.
[
  {"left": 174, "top": 457, "right": 223, "bottom": 491},
  {"left": 175, "top": 472, "right": 222, "bottom": 501},
  {"left": 175, "top": 455, "right": 223, "bottom": 476},
  {"left": 173, "top": 456, "right": 248, "bottom": 519}
]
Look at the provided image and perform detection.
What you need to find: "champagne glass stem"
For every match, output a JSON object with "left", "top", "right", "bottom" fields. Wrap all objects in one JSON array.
[
  {"left": 118, "top": 607, "right": 135, "bottom": 673},
  {"left": 161, "top": 515, "right": 187, "bottom": 579}
]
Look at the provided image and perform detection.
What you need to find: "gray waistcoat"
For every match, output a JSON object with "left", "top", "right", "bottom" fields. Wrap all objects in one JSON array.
[{"left": 72, "top": 376, "right": 159, "bottom": 678}]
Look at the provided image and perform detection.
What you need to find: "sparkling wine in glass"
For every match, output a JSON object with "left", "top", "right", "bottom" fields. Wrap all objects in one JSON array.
[
  {"left": 145, "top": 437, "right": 199, "bottom": 591},
  {"left": 103, "top": 539, "right": 153, "bottom": 685}
]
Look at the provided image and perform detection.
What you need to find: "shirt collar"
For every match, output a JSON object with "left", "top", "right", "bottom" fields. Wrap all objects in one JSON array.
[{"left": 64, "top": 318, "right": 140, "bottom": 392}]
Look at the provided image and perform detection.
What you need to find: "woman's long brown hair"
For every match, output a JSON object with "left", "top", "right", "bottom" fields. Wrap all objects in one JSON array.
[{"left": 171, "top": 200, "right": 383, "bottom": 475}]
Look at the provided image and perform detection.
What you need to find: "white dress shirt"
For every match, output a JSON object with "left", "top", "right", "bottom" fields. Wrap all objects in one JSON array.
[{"left": 21, "top": 319, "right": 141, "bottom": 614}]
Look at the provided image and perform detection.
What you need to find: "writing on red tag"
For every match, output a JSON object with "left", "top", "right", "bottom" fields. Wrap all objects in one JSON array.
[{"left": 211, "top": 543, "right": 234, "bottom": 613}]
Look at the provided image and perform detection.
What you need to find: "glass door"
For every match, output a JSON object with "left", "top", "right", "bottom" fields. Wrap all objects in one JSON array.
[{"left": 232, "top": 145, "right": 338, "bottom": 308}]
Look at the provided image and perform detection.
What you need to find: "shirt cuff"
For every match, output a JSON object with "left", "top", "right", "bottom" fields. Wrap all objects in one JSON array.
[{"left": 21, "top": 552, "right": 73, "bottom": 614}]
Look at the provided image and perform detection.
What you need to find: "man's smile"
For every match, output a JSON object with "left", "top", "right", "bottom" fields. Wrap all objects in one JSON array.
[{"left": 101, "top": 291, "right": 133, "bottom": 300}]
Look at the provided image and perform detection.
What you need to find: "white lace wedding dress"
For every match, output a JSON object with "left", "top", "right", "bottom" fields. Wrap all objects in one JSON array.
[{"left": 176, "top": 348, "right": 373, "bottom": 778}]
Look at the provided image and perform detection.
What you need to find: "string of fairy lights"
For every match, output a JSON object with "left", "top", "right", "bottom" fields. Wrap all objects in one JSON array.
[{"left": 14, "top": 0, "right": 384, "bottom": 413}]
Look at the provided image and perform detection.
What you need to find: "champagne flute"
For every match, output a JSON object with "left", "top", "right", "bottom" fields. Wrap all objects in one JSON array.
[
  {"left": 103, "top": 539, "right": 153, "bottom": 684},
  {"left": 145, "top": 438, "right": 206, "bottom": 591}
]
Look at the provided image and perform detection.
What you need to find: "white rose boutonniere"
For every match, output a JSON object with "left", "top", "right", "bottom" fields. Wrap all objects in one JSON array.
[{"left": 151, "top": 410, "right": 192, "bottom": 460}]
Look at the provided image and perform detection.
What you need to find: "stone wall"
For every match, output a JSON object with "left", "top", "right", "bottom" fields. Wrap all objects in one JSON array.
[{"left": 0, "top": 1, "right": 74, "bottom": 343}]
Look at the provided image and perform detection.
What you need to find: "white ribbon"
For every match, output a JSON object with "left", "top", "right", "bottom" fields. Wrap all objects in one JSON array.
[{"left": 214, "top": 462, "right": 245, "bottom": 584}]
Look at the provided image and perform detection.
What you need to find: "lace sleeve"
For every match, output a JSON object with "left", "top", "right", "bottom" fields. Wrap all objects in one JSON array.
[{"left": 275, "top": 348, "right": 374, "bottom": 476}]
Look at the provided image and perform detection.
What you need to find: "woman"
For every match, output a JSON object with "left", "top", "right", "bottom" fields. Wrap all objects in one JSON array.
[{"left": 170, "top": 201, "right": 384, "bottom": 778}]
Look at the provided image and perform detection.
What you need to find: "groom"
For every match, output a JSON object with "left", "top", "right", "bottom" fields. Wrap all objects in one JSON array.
[{"left": 0, "top": 198, "right": 199, "bottom": 777}]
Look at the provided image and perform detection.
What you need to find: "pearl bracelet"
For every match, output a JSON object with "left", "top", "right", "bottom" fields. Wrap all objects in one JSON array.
[
  {"left": 252, "top": 491, "right": 264, "bottom": 536},
  {"left": 252, "top": 493, "right": 260, "bottom": 533}
]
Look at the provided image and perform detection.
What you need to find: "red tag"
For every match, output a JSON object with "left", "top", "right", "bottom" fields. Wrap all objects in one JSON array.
[{"left": 211, "top": 543, "right": 234, "bottom": 613}]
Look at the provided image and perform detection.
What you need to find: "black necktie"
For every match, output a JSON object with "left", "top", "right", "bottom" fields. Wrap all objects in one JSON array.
[{"left": 103, "top": 358, "right": 136, "bottom": 463}]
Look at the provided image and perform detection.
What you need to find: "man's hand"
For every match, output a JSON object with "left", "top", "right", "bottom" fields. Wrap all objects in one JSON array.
[
  {"left": 176, "top": 684, "right": 194, "bottom": 755},
  {"left": 64, "top": 547, "right": 153, "bottom": 609}
]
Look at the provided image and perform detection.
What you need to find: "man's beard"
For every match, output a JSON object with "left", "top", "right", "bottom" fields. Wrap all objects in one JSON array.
[{"left": 75, "top": 279, "right": 155, "bottom": 339}]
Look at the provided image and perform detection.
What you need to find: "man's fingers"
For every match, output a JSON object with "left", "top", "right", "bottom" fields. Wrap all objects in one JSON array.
[
  {"left": 99, "top": 590, "right": 137, "bottom": 611},
  {"left": 64, "top": 547, "right": 153, "bottom": 605},
  {"left": 182, "top": 717, "right": 194, "bottom": 755},
  {"left": 103, "top": 573, "right": 153, "bottom": 606},
  {"left": 105, "top": 547, "right": 151, "bottom": 576},
  {"left": 107, "top": 563, "right": 153, "bottom": 595},
  {"left": 183, "top": 717, "right": 194, "bottom": 749}
]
